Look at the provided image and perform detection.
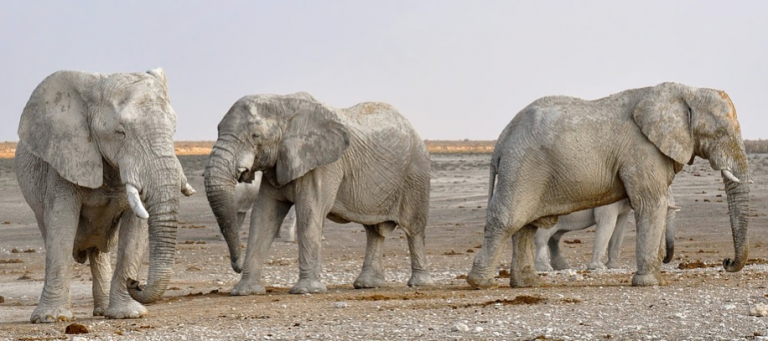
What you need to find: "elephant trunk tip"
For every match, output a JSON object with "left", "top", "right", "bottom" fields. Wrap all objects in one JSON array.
[
  {"left": 723, "top": 257, "right": 747, "bottom": 273},
  {"left": 663, "top": 245, "right": 674, "bottom": 264}
]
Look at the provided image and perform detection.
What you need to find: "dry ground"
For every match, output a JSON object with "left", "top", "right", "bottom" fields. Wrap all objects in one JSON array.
[{"left": 2, "top": 153, "right": 768, "bottom": 340}]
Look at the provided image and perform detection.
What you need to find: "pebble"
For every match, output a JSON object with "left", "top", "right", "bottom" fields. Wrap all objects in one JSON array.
[
  {"left": 474, "top": 326, "right": 483, "bottom": 332},
  {"left": 452, "top": 323, "right": 469, "bottom": 332},
  {"left": 749, "top": 303, "right": 768, "bottom": 317},
  {"left": 334, "top": 301, "right": 348, "bottom": 308}
]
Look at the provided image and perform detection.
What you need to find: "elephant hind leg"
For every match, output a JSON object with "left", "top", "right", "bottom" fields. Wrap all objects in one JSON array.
[
  {"left": 510, "top": 225, "right": 542, "bottom": 287},
  {"left": 549, "top": 230, "right": 571, "bottom": 270},
  {"left": 89, "top": 248, "right": 112, "bottom": 316},
  {"left": 354, "top": 222, "right": 396, "bottom": 289}
]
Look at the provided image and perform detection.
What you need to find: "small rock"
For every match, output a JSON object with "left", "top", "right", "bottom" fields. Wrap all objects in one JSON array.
[
  {"left": 452, "top": 323, "right": 469, "bottom": 332},
  {"left": 72, "top": 337, "right": 88, "bottom": 341},
  {"left": 474, "top": 326, "right": 484, "bottom": 332},
  {"left": 333, "top": 301, "right": 348, "bottom": 308},
  {"left": 65, "top": 322, "right": 89, "bottom": 334},
  {"left": 749, "top": 303, "right": 768, "bottom": 317}
]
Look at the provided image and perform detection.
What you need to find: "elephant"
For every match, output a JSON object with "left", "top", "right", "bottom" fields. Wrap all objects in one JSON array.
[
  {"left": 534, "top": 188, "right": 679, "bottom": 272},
  {"left": 234, "top": 173, "right": 297, "bottom": 242},
  {"left": 467, "top": 82, "right": 749, "bottom": 289},
  {"left": 204, "top": 92, "right": 433, "bottom": 295},
  {"left": 15, "top": 68, "right": 195, "bottom": 323}
]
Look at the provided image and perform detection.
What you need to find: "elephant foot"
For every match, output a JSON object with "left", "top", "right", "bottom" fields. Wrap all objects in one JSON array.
[
  {"left": 605, "top": 260, "right": 621, "bottom": 269},
  {"left": 290, "top": 278, "right": 327, "bottom": 294},
  {"left": 231, "top": 278, "right": 266, "bottom": 296},
  {"left": 93, "top": 304, "right": 108, "bottom": 317},
  {"left": 587, "top": 261, "right": 607, "bottom": 270},
  {"left": 30, "top": 305, "right": 74, "bottom": 323},
  {"left": 105, "top": 301, "right": 148, "bottom": 319},
  {"left": 631, "top": 272, "right": 667, "bottom": 286},
  {"left": 466, "top": 272, "right": 497, "bottom": 290},
  {"left": 550, "top": 257, "right": 571, "bottom": 271},
  {"left": 354, "top": 270, "right": 386, "bottom": 289},
  {"left": 535, "top": 262, "right": 554, "bottom": 272},
  {"left": 509, "top": 271, "right": 542, "bottom": 288},
  {"left": 407, "top": 270, "right": 434, "bottom": 287}
]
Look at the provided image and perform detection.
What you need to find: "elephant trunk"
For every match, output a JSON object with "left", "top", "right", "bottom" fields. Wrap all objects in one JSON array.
[
  {"left": 204, "top": 141, "right": 242, "bottom": 273},
  {"left": 128, "top": 158, "right": 181, "bottom": 304},
  {"left": 722, "top": 155, "right": 750, "bottom": 272},
  {"left": 662, "top": 208, "right": 676, "bottom": 264}
]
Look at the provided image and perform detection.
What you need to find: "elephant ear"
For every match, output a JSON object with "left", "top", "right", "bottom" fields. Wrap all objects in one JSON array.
[
  {"left": 276, "top": 102, "right": 350, "bottom": 186},
  {"left": 17, "top": 71, "right": 104, "bottom": 188},
  {"left": 631, "top": 83, "right": 695, "bottom": 166},
  {"left": 146, "top": 68, "right": 169, "bottom": 92}
]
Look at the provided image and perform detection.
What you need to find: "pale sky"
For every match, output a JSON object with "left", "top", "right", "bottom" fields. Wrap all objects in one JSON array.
[{"left": 1, "top": 1, "right": 766, "bottom": 141}]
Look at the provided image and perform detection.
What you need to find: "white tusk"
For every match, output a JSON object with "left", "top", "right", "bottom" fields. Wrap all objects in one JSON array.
[
  {"left": 126, "top": 184, "right": 150, "bottom": 219},
  {"left": 721, "top": 169, "right": 741, "bottom": 183},
  {"left": 749, "top": 179, "right": 755, "bottom": 184},
  {"left": 181, "top": 182, "right": 196, "bottom": 197},
  {"left": 237, "top": 167, "right": 248, "bottom": 174},
  {"left": 667, "top": 204, "right": 682, "bottom": 212}
]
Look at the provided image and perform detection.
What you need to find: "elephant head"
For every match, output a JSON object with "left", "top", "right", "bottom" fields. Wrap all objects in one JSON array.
[
  {"left": 204, "top": 92, "right": 349, "bottom": 272},
  {"left": 18, "top": 68, "right": 189, "bottom": 303},
  {"left": 633, "top": 82, "right": 750, "bottom": 272}
]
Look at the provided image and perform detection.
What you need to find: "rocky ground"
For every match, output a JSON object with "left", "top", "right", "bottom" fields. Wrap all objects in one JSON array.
[{"left": 2, "top": 154, "right": 768, "bottom": 340}]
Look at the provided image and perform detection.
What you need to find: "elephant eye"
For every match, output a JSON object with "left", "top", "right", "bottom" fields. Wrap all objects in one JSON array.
[
  {"left": 251, "top": 133, "right": 260, "bottom": 139},
  {"left": 115, "top": 127, "right": 126, "bottom": 139}
]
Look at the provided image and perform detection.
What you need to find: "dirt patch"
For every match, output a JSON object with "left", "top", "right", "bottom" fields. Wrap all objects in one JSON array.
[
  {"left": 461, "top": 295, "right": 547, "bottom": 308},
  {"left": 677, "top": 260, "right": 718, "bottom": 269}
]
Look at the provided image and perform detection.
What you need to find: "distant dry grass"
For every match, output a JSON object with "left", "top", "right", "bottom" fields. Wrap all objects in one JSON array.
[{"left": 2, "top": 139, "right": 766, "bottom": 159}]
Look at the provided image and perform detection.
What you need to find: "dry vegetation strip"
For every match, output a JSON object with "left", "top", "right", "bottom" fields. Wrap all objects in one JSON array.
[{"left": 2, "top": 139, "right": 768, "bottom": 158}]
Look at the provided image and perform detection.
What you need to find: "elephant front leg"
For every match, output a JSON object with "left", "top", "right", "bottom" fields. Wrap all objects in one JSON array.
[
  {"left": 588, "top": 215, "right": 620, "bottom": 270},
  {"left": 509, "top": 225, "right": 542, "bottom": 287},
  {"left": 31, "top": 194, "right": 80, "bottom": 323},
  {"left": 606, "top": 212, "right": 631, "bottom": 269},
  {"left": 631, "top": 200, "right": 668, "bottom": 286},
  {"left": 290, "top": 207, "right": 329, "bottom": 295},
  {"left": 231, "top": 198, "right": 291, "bottom": 296},
  {"left": 88, "top": 248, "right": 112, "bottom": 316},
  {"left": 354, "top": 222, "right": 396, "bottom": 289},
  {"left": 106, "top": 212, "right": 149, "bottom": 319}
]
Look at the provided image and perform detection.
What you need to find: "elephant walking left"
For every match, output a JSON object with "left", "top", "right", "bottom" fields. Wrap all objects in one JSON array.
[
  {"left": 204, "top": 92, "right": 433, "bottom": 295},
  {"left": 15, "top": 68, "right": 195, "bottom": 323}
]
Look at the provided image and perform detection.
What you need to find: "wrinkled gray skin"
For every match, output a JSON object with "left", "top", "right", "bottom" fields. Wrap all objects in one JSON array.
[
  {"left": 234, "top": 173, "right": 297, "bottom": 242},
  {"left": 468, "top": 83, "right": 750, "bottom": 289},
  {"left": 15, "top": 69, "right": 195, "bottom": 323},
  {"left": 535, "top": 188, "right": 678, "bottom": 271},
  {"left": 204, "top": 93, "right": 432, "bottom": 295}
]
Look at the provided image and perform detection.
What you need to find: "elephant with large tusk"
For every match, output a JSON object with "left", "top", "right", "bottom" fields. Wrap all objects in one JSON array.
[
  {"left": 15, "top": 68, "right": 194, "bottom": 323},
  {"left": 468, "top": 82, "right": 750, "bottom": 289}
]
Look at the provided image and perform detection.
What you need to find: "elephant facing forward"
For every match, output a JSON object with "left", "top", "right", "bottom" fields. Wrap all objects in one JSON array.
[
  {"left": 535, "top": 188, "right": 678, "bottom": 272},
  {"left": 16, "top": 69, "right": 194, "bottom": 323},
  {"left": 468, "top": 82, "right": 749, "bottom": 289},
  {"left": 204, "top": 92, "right": 432, "bottom": 295},
  {"left": 234, "top": 173, "right": 297, "bottom": 242}
]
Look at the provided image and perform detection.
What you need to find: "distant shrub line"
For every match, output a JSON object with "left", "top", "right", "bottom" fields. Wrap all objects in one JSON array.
[{"left": 2, "top": 139, "right": 768, "bottom": 158}]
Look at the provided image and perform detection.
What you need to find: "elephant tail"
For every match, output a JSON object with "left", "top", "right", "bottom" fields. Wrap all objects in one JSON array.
[{"left": 487, "top": 154, "right": 499, "bottom": 204}]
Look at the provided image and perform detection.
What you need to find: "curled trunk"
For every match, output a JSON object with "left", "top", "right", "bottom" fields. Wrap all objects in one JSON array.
[
  {"left": 128, "top": 161, "right": 180, "bottom": 304},
  {"left": 204, "top": 142, "right": 242, "bottom": 272},
  {"left": 722, "top": 156, "right": 750, "bottom": 272}
]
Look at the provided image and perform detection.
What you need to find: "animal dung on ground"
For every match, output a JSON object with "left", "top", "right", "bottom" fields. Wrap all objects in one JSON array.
[{"left": 65, "top": 323, "right": 89, "bottom": 334}]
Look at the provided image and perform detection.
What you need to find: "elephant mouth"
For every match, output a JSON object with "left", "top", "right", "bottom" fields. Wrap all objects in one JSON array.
[{"left": 237, "top": 167, "right": 256, "bottom": 183}]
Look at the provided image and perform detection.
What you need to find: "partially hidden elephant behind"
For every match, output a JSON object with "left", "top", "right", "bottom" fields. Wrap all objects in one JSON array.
[
  {"left": 535, "top": 188, "right": 679, "bottom": 272},
  {"left": 15, "top": 69, "right": 195, "bottom": 323},
  {"left": 468, "top": 82, "right": 750, "bottom": 289},
  {"left": 204, "top": 92, "right": 433, "bottom": 295},
  {"left": 234, "top": 172, "right": 297, "bottom": 242}
]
